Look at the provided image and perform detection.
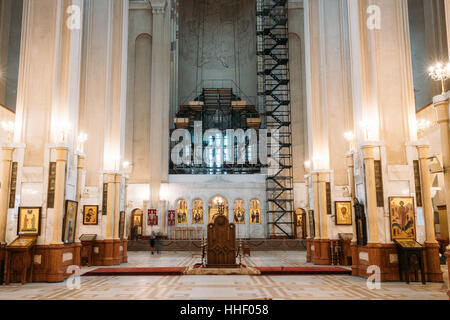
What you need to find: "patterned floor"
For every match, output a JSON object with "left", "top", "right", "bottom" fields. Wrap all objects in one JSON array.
[{"left": 0, "top": 251, "right": 448, "bottom": 300}]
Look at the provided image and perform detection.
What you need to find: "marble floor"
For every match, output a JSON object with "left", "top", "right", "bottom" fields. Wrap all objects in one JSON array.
[{"left": 0, "top": 251, "right": 448, "bottom": 300}]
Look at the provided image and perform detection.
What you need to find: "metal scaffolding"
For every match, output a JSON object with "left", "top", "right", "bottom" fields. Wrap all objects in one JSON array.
[{"left": 257, "top": 0, "right": 294, "bottom": 238}]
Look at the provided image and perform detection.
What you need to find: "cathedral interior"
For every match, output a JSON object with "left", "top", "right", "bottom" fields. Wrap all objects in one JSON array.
[{"left": 0, "top": 0, "right": 450, "bottom": 303}]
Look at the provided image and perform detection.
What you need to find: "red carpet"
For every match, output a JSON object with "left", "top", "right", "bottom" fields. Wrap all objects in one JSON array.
[
  {"left": 82, "top": 267, "right": 186, "bottom": 276},
  {"left": 255, "top": 266, "right": 351, "bottom": 275},
  {"left": 82, "top": 266, "right": 351, "bottom": 276}
]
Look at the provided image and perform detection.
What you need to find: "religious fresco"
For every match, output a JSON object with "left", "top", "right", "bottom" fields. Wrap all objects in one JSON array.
[
  {"left": 249, "top": 199, "right": 261, "bottom": 225},
  {"left": 192, "top": 199, "right": 204, "bottom": 224},
  {"left": 233, "top": 199, "right": 245, "bottom": 224},
  {"left": 389, "top": 197, "right": 416, "bottom": 240},
  {"left": 177, "top": 199, "right": 188, "bottom": 225},
  {"left": 208, "top": 196, "right": 229, "bottom": 222}
]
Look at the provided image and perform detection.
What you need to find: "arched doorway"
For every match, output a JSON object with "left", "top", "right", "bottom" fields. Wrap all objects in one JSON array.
[
  {"left": 129, "top": 209, "right": 144, "bottom": 240},
  {"left": 208, "top": 196, "right": 229, "bottom": 223}
]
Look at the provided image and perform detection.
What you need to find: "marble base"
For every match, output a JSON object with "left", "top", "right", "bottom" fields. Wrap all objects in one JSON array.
[{"left": 184, "top": 266, "right": 261, "bottom": 275}]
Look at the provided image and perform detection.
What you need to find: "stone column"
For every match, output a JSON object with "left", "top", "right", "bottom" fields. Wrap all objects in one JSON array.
[
  {"left": 51, "top": 147, "right": 68, "bottom": 245},
  {"left": 105, "top": 173, "right": 116, "bottom": 240},
  {"left": 312, "top": 172, "right": 321, "bottom": 239},
  {"left": 433, "top": 100, "right": 450, "bottom": 242},
  {"left": 0, "top": 146, "right": 13, "bottom": 244},
  {"left": 113, "top": 173, "right": 122, "bottom": 240},
  {"left": 316, "top": 172, "right": 330, "bottom": 265},
  {"left": 417, "top": 145, "right": 443, "bottom": 282},
  {"left": 103, "top": 172, "right": 116, "bottom": 266},
  {"left": 346, "top": 152, "right": 357, "bottom": 242},
  {"left": 112, "top": 173, "right": 122, "bottom": 264},
  {"left": 433, "top": 97, "right": 450, "bottom": 291},
  {"left": 161, "top": 200, "right": 166, "bottom": 237},
  {"left": 149, "top": 0, "right": 170, "bottom": 209},
  {"left": 75, "top": 154, "right": 86, "bottom": 243},
  {"left": 361, "top": 145, "right": 379, "bottom": 244}
]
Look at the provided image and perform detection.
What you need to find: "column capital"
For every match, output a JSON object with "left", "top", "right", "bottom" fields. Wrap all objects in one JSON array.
[
  {"left": 416, "top": 145, "right": 431, "bottom": 160},
  {"left": 433, "top": 100, "right": 450, "bottom": 123},
  {"left": 361, "top": 145, "right": 375, "bottom": 160},
  {"left": 55, "top": 147, "right": 68, "bottom": 162},
  {"left": 1, "top": 147, "right": 14, "bottom": 161},
  {"left": 114, "top": 173, "right": 122, "bottom": 183},
  {"left": 150, "top": 0, "right": 167, "bottom": 14}
]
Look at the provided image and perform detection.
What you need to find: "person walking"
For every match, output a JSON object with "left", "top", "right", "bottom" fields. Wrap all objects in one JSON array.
[
  {"left": 155, "top": 231, "right": 162, "bottom": 255},
  {"left": 150, "top": 232, "right": 156, "bottom": 255}
]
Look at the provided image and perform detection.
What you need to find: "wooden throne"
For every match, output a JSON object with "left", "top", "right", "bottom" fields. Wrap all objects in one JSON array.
[{"left": 207, "top": 215, "right": 237, "bottom": 268}]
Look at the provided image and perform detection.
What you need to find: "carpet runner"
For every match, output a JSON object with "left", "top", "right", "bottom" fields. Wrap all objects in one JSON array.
[{"left": 82, "top": 266, "right": 351, "bottom": 277}]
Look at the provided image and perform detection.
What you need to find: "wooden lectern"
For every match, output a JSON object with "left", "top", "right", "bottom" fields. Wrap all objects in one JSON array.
[
  {"left": 207, "top": 215, "right": 237, "bottom": 268},
  {"left": 3, "top": 236, "right": 37, "bottom": 285}
]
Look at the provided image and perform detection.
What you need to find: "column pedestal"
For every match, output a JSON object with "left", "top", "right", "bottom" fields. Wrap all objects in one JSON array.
[
  {"left": 102, "top": 240, "right": 115, "bottom": 266},
  {"left": 423, "top": 243, "right": 444, "bottom": 282},
  {"left": 32, "top": 243, "right": 81, "bottom": 283},
  {"left": 312, "top": 238, "right": 330, "bottom": 265},
  {"left": 121, "top": 240, "right": 128, "bottom": 263},
  {"left": 306, "top": 238, "right": 313, "bottom": 262}
]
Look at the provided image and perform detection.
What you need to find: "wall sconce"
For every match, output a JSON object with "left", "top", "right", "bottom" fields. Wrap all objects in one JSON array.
[
  {"left": 312, "top": 156, "right": 322, "bottom": 170},
  {"left": 77, "top": 132, "right": 88, "bottom": 153},
  {"left": 428, "top": 62, "right": 450, "bottom": 94},
  {"left": 1, "top": 121, "right": 14, "bottom": 143},
  {"left": 344, "top": 131, "right": 355, "bottom": 150},
  {"left": 304, "top": 160, "right": 311, "bottom": 171},
  {"left": 416, "top": 119, "right": 431, "bottom": 140},
  {"left": 55, "top": 122, "right": 71, "bottom": 144},
  {"left": 113, "top": 155, "right": 121, "bottom": 171}
]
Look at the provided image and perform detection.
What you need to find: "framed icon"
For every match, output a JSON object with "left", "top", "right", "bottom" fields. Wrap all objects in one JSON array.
[
  {"left": 63, "top": 200, "right": 78, "bottom": 244},
  {"left": 17, "top": 207, "right": 42, "bottom": 236},
  {"left": 83, "top": 205, "right": 99, "bottom": 225},
  {"left": 335, "top": 201, "right": 352, "bottom": 225}
]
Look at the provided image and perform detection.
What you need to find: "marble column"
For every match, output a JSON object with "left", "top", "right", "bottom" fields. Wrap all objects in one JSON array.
[
  {"left": 417, "top": 145, "right": 443, "bottom": 282},
  {"left": 105, "top": 173, "right": 116, "bottom": 240},
  {"left": 112, "top": 173, "right": 122, "bottom": 264},
  {"left": 0, "top": 146, "right": 13, "bottom": 244},
  {"left": 433, "top": 100, "right": 450, "bottom": 242},
  {"left": 346, "top": 152, "right": 357, "bottom": 242},
  {"left": 52, "top": 147, "right": 68, "bottom": 245},
  {"left": 312, "top": 172, "right": 321, "bottom": 239},
  {"left": 361, "top": 145, "right": 379, "bottom": 244},
  {"left": 433, "top": 96, "right": 450, "bottom": 290},
  {"left": 149, "top": 0, "right": 170, "bottom": 209},
  {"left": 161, "top": 200, "right": 166, "bottom": 237},
  {"left": 113, "top": 173, "right": 122, "bottom": 240},
  {"left": 75, "top": 154, "right": 86, "bottom": 243}
]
